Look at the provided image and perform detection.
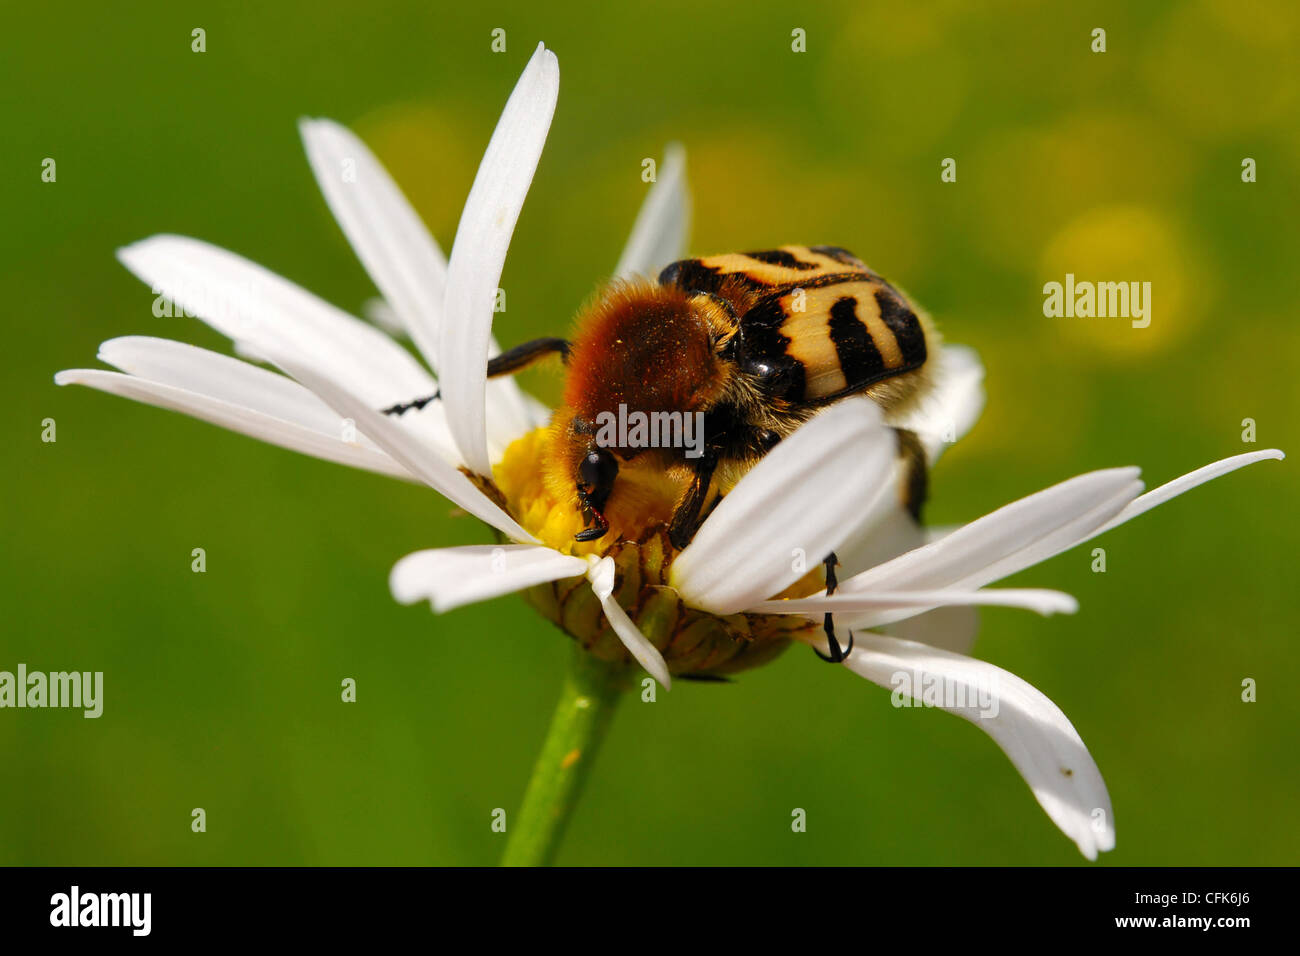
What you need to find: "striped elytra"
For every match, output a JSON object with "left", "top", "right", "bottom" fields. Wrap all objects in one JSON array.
[{"left": 659, "top": 245, "right": 930, "bottom": 405}]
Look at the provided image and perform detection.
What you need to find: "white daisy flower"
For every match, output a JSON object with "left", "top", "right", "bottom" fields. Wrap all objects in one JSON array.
[{"left": 55, "top": 42, "right": 1284, "bottom": 862}]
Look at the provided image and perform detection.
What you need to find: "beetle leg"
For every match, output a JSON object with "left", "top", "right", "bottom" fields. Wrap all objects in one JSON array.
[
  {"left": 483, "top": 337, "right": 570, "bottom": 376},
  {"left": 668, "top": 454, "right": 718, "bottom": 550},
  {"left": 382, "top": 390, "right": 439, "bottom": 416},
  {"left": 812, "top": 551, "right": 854, "bottom": 663},
  {"left": 382, "top": 337, "right": 569, "bottom": 416}
]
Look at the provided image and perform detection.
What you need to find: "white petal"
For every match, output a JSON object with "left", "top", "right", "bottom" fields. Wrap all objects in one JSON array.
[
  {"left": 833, "top": 346, "right": 985, "bottom": 580},
  {"left": 885, "top": 605, "right": 981, "bottom": 655},
  {"left": 886, "top": 344, "right": 985, "bottom": 463},
  {"left": 54, "top": 369, "right": 411, "bottom": 479},
  {"left": 835, "top": 487, "right": 925, "bottom": 578},
  {"left": 97, "top": 336, "right": 360, "bottom": 436},
  {"left": 363, "top": 305, "right": 543, "bottom": 458},
  {"left": 299, "top": 119, "right": 542, "bottom": 454},
  {"left": 842, "top": 452, "right": 1284, "bottom": 632},
  {"left": 299, "top": 117, "right": 448, "bottom": 370},
  {"left": 117, "top": 235, "right": 438, "bottom": 412},
  {"left": 613, "top": 143, "right": 690, "bottom": 279},
  {"left": 588, "top": 556, "right": 671, "bottom": 689},
  {"left": 830, "top": 491, "right": 977, "bottom": 650},
  {"left": 923, "top": 524, "right": 961, "bottom": 543},
  {"left": 839, "top": 468, "right": 1143, "bottom": 602},
  {"left": 942, "top": 484, "right": 1145, "bottom": 600},
  {"left": 1089, "top": 449, "right": 1285, "bottom": 538},
  {"left": 440, "top": 43, "right": 559, "bottom": 476},
  {"left": 390, "top": 544, "right": 585, "bottom": 613},
  {"left": 484, "top": 376, "right": 549, "bottom": 462},
  {"left": 515, "top": 390, "right": 554, "bottom": 431},
  {"left": 362, "top": 310, "right": 540, "bottom": 461},
  {"left": 839, "top": 633, "right": 1115, "bottom": 859},
  {"left": 363, "top": 297, "right": 406, "bottom": 337},
  {"left": 671, "top": 399, "right": 896, "bottom": 614},
  {"left": 232, "top": 340, "right": 271, "bottom": 364},
  {"left": 103, "top": 333, "right": 458, "bottom": 467},
  {"left": 750, "top": 588, "right": 1078, "bottom": 617},
  {"left": 265, "top": 351, "right": 537, "bottom": 543}
]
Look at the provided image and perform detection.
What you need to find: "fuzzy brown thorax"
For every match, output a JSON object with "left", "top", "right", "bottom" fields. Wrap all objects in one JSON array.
[{"left": 561, "top": 279, "right": 734, "bottom": 427}]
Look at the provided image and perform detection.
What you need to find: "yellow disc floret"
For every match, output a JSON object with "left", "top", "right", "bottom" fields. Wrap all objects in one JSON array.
[{"left": 489, "top": 426, "right": 821, "bottom": 677}]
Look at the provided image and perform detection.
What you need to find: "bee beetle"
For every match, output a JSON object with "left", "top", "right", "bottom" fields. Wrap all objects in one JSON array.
[{"left": 385, "top": 245, "right": 937, "bottom": 661}]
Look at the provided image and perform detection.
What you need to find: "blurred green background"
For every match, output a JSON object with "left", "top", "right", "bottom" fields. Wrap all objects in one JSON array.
[{"left": 2, "top": 0, "right": 1297, "bottom": 865}]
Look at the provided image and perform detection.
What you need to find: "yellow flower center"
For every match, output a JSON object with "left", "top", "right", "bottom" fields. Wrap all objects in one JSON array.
[{"left": 489, "top": 427, "right": 821, "bottom": 677}]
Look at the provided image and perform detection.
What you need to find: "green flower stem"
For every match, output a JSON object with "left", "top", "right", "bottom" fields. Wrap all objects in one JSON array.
[{"left": 501, "top": 648, "right": 627, "bottom": 866}]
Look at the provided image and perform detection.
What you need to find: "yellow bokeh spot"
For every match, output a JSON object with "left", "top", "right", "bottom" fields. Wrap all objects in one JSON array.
[
  {"left": 1038, "top": 204, "right": 1203, "bottom": 358},
  {"left": 969, "top": 113, "right": 1189, "bottom": 271},
  {"left": 352, "top": 103, "right": 479, "bottom": 241}
]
